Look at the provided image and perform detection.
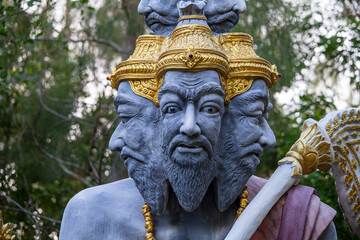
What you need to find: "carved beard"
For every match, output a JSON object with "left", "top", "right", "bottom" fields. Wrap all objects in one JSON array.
[
  {"left": 162, "top": 140, "right": 219, "bottom": 212},
  {"left": 215, "top": 128, "right": 256, "bottom": 212},
  {"left": 126, "top": 140, "right": 168, "bottom": 215}
]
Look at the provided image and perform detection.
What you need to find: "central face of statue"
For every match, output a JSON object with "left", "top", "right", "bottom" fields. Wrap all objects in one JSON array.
[{"left": 158, "top": 70, "right": 225, "bottom": 211}]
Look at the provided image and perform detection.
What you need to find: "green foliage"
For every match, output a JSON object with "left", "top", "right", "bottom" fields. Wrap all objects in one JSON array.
[
  {"left": 0, "top": 0, "right": 358, "bottom": 239},
  {"left": 0, "top": 0, "right": 141, "bottom": 238},
  {"left": 233, "top": 0, "right": 305, "bottom": 91},
  {"left": 316, "top": 0, "right": 360, "bottom": 90}
]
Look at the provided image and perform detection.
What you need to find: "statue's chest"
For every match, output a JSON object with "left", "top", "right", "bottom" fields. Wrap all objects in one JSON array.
[{"left": 152, "top": 214, "right": 232, "bottom": 240}]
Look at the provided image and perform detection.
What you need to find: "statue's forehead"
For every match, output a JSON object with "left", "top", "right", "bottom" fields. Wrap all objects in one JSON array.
[
  {"left": 230, "top": 80, "right": 270, "bottom": 108},
  {"left": 248, "top": 79, "right": 269, "bottom": 93},
  {"left": 162, "top": 70, "right": 221, "bottom": 89},
  {"left": 116, "top": 81, "right": 155, "bottom": 108}
]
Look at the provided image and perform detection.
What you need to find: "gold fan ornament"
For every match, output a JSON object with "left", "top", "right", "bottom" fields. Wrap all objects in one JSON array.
[{"left": 0, "top": 211, "right": 15, "bottom": 240}]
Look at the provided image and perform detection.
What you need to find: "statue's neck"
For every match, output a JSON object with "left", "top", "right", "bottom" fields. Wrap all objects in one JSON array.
[{"left": 153, "top": 183, "right": 238, "bottom": 239}]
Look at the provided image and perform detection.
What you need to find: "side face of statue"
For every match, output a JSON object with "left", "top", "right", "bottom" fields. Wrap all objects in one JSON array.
[
  {"left": 216, "top": 79, "right": 276, "bottom": 210},
  {"left": 109, "top": 81, "right": 167, "bottom": 214},
  {"left": 205, "top": 0, "right": 246, "bottom": 33},
  {"left": 138, "top": 0, "right": 179, "bottom": 36}
]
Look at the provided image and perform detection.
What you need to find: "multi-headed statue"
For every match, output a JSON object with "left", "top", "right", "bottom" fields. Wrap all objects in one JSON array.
[{"left": 59, "top": 1, "right": 360, "bottom": 239}]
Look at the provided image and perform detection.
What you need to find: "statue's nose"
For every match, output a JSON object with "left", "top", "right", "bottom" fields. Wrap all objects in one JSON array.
[
  {"left": 109, "top": 125, "right": 126, "bottom": 152},
  {"left": 180, "top": 103, "right": 201, "bottom": 138},
  {"left": 233, "top": 0, "right": 247, "bottom": 14},
  {"left": 258, "top": 120, "right": 276, "bottom": 149},
  {"left": 138, "top": 0, "right": 152, "bottom": 15}
]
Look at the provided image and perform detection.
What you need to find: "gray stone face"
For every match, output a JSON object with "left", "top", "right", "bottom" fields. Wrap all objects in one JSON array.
[
  {"left": 206, "top": 0, "right": 246, "bottom": 33},
  {"left": 138, "top": 0, "right": 179, "bottom": 36},
  {"left": 109, "top": 81, "right": 167, "bottom": 215},
  {"left": 138, "top": 0, "right": 246, "bottom": 36},
  {"left": 216, "top": 79, "right": 276, "bottom": 211},
  {"left": 158, "top": 70, "right": 225, "bottom": 212}
]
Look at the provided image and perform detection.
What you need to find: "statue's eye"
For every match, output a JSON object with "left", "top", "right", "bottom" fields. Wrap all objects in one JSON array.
[
  {"left": 119, "top": 114, "right": 132, "bottom": 124},
  {"left": 164, "top": 105, "right": 181, "bottom": 114},
  {"left": 120, "top": 117, "right": 130, "bottom": 124},
  {"left": 248, "top": 115, "right": 262, "bottom": 125},
  {"left": 201, "top": 106, "right": 219, "bottom": 114}
]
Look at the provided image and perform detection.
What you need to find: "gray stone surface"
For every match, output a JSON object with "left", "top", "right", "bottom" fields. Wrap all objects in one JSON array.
[
  {"left": 216, "top": 79, "right": 276, "bottom": 211},
  {"left": 138, "top": 0, "right": 246, "bottom": 36},
  {"left": 108, "top": 81, "right": 167, "bottom": 215},
  {"left": 158, "top": 70, "right": 224, "bottom": 212}
]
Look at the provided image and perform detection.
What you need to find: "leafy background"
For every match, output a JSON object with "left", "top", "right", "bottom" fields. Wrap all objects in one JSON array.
[{"left": 0, "top": 0, "right": 359, "bottom": 239}]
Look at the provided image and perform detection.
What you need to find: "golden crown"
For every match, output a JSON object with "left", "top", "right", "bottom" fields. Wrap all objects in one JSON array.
[{"left": 109, "top": 19, "right": 278, "bottom": 105}]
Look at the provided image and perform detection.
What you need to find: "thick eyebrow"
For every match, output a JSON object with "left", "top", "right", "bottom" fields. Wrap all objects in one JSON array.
[
  {"left": 158, "top": 83, "right": 225, "bottom": 102},
  {"left": 158, "top": 84, "right": 188, "bottom": 101},
  {"left": 194, "top": 83, "right": 225, "bottom": 100},
  {"left": 234, "top": 91, "right": 270, "bottom": 110},
  {"left": 113, "top": 95, "right": 133, "bottom": 109}
]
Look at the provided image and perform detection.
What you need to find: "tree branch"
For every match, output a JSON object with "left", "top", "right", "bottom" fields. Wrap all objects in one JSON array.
[
  {"left": 36, "top": 36, "right": 129, "bottom": 54},
  {"left": 97, "top": 115, "right": 119, "bottom": 184},
  {"left": 0, "top": 191, "right": 61, "bottom": 224},
  {"left": 88, "top": 116, "right": 101, "bottom": 184},
  {"left": 2, "top": 36, "right": 129, "bottom": 55},
  {"left": 37, "top": 88, "right": 93, "bottom": 127},
  {"left": 32, "top": 131, "right": 93, "bottom": 187}
]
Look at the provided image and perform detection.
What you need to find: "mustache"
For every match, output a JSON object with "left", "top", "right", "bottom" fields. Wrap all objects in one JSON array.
[
  {"left": 240, "top": 143, "right": 264, "bottom": 158},
  {"left": 168, "top": 135, "right": 213, "bottom": 156},
  {"left": 145, "top": 12, "right": 178, "bottom": 26},
  {"left": 120, "top": 146, "right": 146, "bottom": 164},
  {"left": 207, "top": 11, "right": 239, "bottom": 25}
]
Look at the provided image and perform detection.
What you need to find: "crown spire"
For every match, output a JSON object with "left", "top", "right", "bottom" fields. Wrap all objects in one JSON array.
[
  {"left": 176, "top": 0, "right": 209, "bottom": 28},
  {"left": 177, "top": 0, "right": 207, "bottom": 16}
]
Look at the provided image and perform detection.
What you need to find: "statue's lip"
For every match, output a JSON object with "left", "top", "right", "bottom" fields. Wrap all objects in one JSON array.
[
  {"left": 146, "top": 12, "right": 178, "bottom": 27},
  {"left": 120, "top": 146, "right": 146, "bottom": 164},
  {"left": 169, "top": 136, "right": 212, "bottom": 157},
  {"left": 241, "top": 144, "right": 264, "bottom": 158},
  {"left": 176, "top": 144, "right": 203, "bottom": 153}
]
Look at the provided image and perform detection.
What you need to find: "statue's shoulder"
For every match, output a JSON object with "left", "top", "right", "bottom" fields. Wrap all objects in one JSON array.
[
  {"left": 59, "top": 178, "right": 146, "bottom": 239},
  {"left": 67, "top": 178, "right": 142, "bottom": 210}
]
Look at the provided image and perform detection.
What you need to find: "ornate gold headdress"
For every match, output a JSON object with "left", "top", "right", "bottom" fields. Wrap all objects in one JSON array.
[
  {"left": 220, "top": 33, "right": 278, "bottom": 103},
  {"left": 109, "top": 15, "right": 278, "bottom": 105},
  {"left": 109, "top": 35, "right": 164, "bottom": 105}
]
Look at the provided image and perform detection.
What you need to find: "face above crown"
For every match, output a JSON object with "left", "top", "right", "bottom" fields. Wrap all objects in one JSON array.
[{"left": 138, "top": 0, "right": 246, "bottom": 36}]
